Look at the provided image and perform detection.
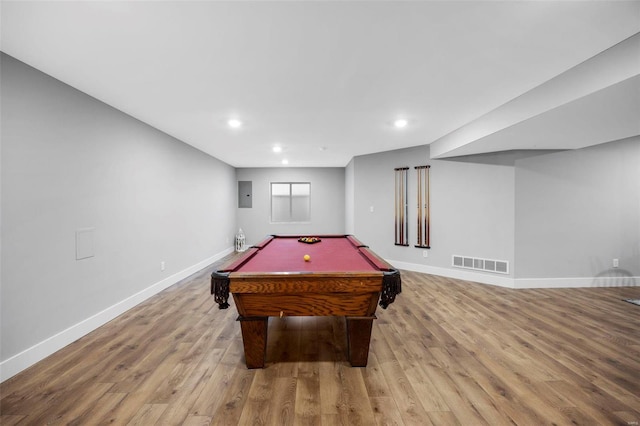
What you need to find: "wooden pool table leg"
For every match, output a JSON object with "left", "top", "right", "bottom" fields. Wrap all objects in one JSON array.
[
  {"left": 346, "top": 316, "right": 376, "bottom": 367},
  {"left": 238, "top": 316, "right": 268, "bottom": 369}
]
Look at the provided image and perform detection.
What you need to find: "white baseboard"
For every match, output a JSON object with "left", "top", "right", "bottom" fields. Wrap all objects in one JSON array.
[
  {"left": 513, "top": 275, "right": 640, "bottom": 289},
  {"left": 0, "top": 247, "right": 234, "bottom": 383},
  {"left": 388, "top": 260, "right": 640, "bottom": 289},
  {"left": 388, "top": 260, "right": 515, "bottom": 288}
]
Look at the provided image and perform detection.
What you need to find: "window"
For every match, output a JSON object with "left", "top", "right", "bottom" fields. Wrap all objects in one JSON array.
[{"left": 271, "top": 182, "right": 311, "bottom": 223}]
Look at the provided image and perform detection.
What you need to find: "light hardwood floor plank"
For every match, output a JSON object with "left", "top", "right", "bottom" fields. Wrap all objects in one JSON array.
[{"left": 126, "top": 403, "right": 168, "bottom": 425}]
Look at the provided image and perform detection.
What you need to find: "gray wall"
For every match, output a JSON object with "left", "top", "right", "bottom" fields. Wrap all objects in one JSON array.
[
  {"left": 1, "top": 54, "right": 236, "bottom": 363},
  {"left": 349, "top": 141, "right": 639, "bottom": 286},
  {"left": 236, "top": 167, "right": 345, "bottom": 245},
  {"left": 515, "top": 137, "right": 640, "bottom": 280},
  {"left": 351, "top": 145, "right": 516, "bottom": 274}
]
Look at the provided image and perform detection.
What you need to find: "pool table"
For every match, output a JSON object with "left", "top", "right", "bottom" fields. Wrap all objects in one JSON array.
[{"left": 211, "top": 234, "right": 401, "bottom": 368}]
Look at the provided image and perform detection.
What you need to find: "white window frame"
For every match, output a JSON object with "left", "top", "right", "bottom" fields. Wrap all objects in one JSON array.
[{"left": 270, "top": 182, "right": 311, "bottom": 223}]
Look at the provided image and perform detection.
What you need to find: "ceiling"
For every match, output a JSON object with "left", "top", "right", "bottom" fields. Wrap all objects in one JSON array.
[{"left": 2, "top": 1, "right": 639, "bottom": 167}]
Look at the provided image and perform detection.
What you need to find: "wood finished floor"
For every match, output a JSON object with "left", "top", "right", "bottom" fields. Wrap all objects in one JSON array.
[{"left": 1, "top": 257, "right": 639, "bottom": 425}]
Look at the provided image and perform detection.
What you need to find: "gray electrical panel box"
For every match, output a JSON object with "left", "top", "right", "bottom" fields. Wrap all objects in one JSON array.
[{"left": 238, "top": 181, "right": 252, "bottom": 208}]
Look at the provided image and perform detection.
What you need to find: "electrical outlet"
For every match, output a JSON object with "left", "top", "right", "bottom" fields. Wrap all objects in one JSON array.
[
  {"left": 161, "top": 261, "right": 165, "bottom": 271},
  {"left": 613, "top": 258, "right": 619, "bottom": 268},
  {"left": 423, "top": 250, "right": 428, "bottom": 258}
]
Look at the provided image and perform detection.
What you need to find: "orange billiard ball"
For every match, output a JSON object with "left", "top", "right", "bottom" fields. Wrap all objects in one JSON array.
[{"left": 303, "top": 254, "right": 311, "bottom": 262}]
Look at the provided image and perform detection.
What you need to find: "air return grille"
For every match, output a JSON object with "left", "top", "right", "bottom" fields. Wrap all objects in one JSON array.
[{"left": 452, "top": 255, "right": 509, "bottom": 274}]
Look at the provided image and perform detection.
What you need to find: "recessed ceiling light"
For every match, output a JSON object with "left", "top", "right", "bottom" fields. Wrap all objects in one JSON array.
[
  {"left": 319, "top": 146, "right": 328, "bottom": 151},
  {"left": 272, "top": 146, "right": 282, "bottom": 153},
  {"left": 394, "top": 118, "right": 408, "bottom": 129},
  {"left": 227, "top": 118, "right": 242, "bottom": 129},
  {"left": 282, "top": 159, "right": 289, "bottom": 165}
]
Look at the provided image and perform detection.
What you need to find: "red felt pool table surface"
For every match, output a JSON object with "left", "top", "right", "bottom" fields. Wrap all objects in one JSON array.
[{"left": 232, "top": 235, "right": 384, "bottom": 273}]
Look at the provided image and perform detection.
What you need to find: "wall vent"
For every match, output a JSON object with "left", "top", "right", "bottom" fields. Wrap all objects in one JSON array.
[{"left": 452, "top": 255, "right": 509, "bottom": 275}]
